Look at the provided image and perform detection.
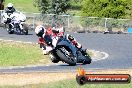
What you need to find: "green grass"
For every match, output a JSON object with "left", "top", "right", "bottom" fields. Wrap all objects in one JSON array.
[
  {"left": 0, "top": 79, "right": 132, "bottom": 88},
  {"left": 0, "top": 41, "right": 49, "bottom": 66},
  {"left": 0, "top": 41, "right": 93, "bottom": 66},
  {"left": 4, "top": 0, "right": 39, "bottom": 13}
]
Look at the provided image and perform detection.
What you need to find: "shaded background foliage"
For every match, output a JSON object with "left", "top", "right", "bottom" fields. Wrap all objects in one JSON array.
[
  {"left": 34, "top": 0, "right": 70, "bottom": 14},
  {"left": 34, "top": 0, "right": 132, "bottom": 19},
  {"left": 34, "top": 0, "right": 49, "bottom": 13},
  {"left": 81, "top": 0, "right": 132, "bottom": 19},
  {"left": 33, "top": 0, "right": 132, "bottom": 32}
]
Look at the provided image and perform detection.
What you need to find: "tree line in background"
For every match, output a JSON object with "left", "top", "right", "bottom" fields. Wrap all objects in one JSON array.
[
  {"left": 34, "top": 0, "right": 132, "bottom": 19},
  {"left": 81, "top": 0, "right": 132, "bottom": 19},
  {"left": 34, "top": 0, "right": 70, "bottom": 14}
]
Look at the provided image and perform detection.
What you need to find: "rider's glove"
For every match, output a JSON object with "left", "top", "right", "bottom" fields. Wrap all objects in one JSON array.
[
  {"left": 68, "top": 34, "right": 74, "bottom": 41},
  {"left": 47, "top": 41, "right": 52, "bottom": 45}
]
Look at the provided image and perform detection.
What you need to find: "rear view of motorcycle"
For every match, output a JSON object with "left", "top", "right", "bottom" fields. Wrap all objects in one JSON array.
[{"left": 2, "top": 11, "right": 28, "bottom": 35}]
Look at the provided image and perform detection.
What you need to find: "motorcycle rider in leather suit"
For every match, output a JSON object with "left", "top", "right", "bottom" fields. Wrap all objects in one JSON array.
[{"left": 35, "top": 25, "right": 84, "bottom": 55}]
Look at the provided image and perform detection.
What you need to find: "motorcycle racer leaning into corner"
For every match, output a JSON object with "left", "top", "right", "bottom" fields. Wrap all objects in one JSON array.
[{"left": 35, "top": 24, "right": 85, "bottom": 55}]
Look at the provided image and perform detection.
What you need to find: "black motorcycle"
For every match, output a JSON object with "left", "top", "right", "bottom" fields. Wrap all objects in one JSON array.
[{"left": 43, "top": 35, "right": 92, "bottom": 66}]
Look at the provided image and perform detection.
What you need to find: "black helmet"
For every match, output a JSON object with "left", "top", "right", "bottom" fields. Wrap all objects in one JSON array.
[{"left": 35, "top": 25, "right": 46, "bottom": 37}]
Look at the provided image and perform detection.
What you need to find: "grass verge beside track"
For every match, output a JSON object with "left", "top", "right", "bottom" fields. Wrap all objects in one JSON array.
[
  {"left": 0, "top": 41, "right": 50, "bottom": 66},
  {"left": 0, "top": 40, "right": 93, "bottom": 66}
]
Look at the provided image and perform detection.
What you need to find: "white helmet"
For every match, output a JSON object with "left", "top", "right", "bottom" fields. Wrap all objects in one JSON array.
[
  {"left": 7, "top": 3, "right": 13, "bottom": 10},
  {"left": 35, "top": 25, "right": 46, "bottom": 37}
]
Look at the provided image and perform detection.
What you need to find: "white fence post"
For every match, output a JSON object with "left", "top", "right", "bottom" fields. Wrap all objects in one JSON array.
[
  {"left": 104, "top": 18, "right": 108, "bottom": 31},
  {"left": 32, "top": 13, "right": 35, "bottom": 30},
  {"left": 67, "top": 15, "right": 70, "bottom": 28}
]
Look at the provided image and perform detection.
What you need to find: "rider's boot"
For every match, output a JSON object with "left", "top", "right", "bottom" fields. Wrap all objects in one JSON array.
[
  {"left": 80, "top": 49, "right": 87, "bottom": 56},
  {"left": 67, "top": 34, "right": 82, "bottom": 49}
]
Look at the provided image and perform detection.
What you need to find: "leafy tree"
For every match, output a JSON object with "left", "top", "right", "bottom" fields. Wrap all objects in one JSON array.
[
  {"left": 33, "top": 0, "right": 50, "bottom": 14},
  {"left": 125, "top": 0, "right": 132, "bottom": 19},
  {"left": 69, "top": 0, "right": 82, "bottom": 10},
  {"left": 34, "top": 0, "right": 70, "bottom": 14},
  {"left": 50, "top": 0, "right": 70, "bottom": 14},
  {"left": 81, "top": 0, "right": 132, "bottom": 19}
]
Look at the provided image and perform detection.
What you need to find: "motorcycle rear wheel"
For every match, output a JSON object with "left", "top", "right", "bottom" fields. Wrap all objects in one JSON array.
[
  {"left": 22, "top": 23, "right": 28, "bottom": 35},
  {"left": 50, "top": 54, "right": 59, "bottom": 63},
  {"left": 23, "top": 29, "right": 28, "bottom": 35},
  {"left": 83, "top": 54, "right": 92, "bottom": 64},
  {"left": 79, "top": 50, "right": 92, "bottom": 64}
]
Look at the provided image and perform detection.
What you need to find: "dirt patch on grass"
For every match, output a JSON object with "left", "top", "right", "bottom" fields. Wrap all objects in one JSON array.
[
  {"left": 0, "top": 69, "right": 131, "bottom": 86},
  {"left": 0, "top": 72, "right": 75, "bottom": 86}
]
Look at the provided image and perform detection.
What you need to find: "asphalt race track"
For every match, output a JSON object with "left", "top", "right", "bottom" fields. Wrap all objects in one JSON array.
[{"left": 0, "top": 28, "right": 132, "bottom": 73}]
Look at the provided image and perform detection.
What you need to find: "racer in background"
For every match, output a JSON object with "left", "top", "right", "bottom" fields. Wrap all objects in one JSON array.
[
  {"left": 4, "top": 3, "right": 16, "bottom": 14},
  {"left": 2, "top": 3, "right": 16, "bottom": 24}
]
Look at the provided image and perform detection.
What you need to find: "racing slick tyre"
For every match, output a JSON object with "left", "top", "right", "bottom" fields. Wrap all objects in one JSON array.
[
  {"left": 6, "top": 24, "right": 14, "bottom": 34},
  {"left": 23, "top": 29, "right": 28, "bottom": 35},
  {"left": 83, "top": 54, "right": 92, "bottom": 64},
  {"left": 7, "top": 28, "right": 14, "bottom": 34},
  {"left": 80, "top": 50, "right": 92, "bottom": 64},
  {"left": 50, "top": 54, "right": 59, "bottom": 63},
  {"left": 51, "top": 59, "right": 59, "bottom": 63},
  {"left": 56, "top": 47, "right": 77, "bottom": 66}
]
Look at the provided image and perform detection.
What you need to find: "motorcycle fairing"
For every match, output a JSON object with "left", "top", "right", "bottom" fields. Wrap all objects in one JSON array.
[{"left": 56, "top": 38, "right": 77, "bottom": 57}]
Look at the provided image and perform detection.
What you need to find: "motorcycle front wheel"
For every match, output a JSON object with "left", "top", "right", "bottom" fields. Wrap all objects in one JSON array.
[
  {"left": 7, "top": 29, "right": 14, "bottom": 34},
  {"left": 56, "top": 47, "right": 77, "bottom": 66},
  {"left": 6, "top": 24, "right": 14, "bottom": 34},
  {"left": 50, "top": 53, "right": 59, "bottom": 63}
]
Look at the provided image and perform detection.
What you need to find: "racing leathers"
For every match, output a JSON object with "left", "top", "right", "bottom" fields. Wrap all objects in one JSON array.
[
  {"left": 37, "top": 25, "right": 82, "bottom": 55},
  {"left": 37, "top": 26, "right": 53, "bottom": 55},
  {"left": 2, "top": 3, "right": 16, "bottom": 24}
]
